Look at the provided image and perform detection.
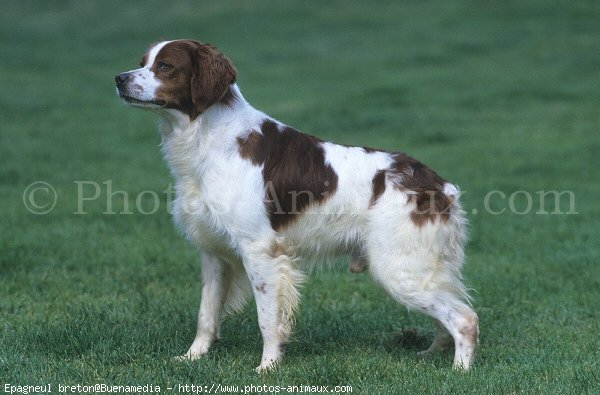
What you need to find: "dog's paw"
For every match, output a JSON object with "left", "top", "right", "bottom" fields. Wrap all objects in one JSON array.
[
  {"left": 173, "top": 350, "right": 207, "bottom": 362},
  {"left": 453, "top": 359, "right": 471, "bottom": 371},
  {"left": 254, "top": 363, "right": 276, "bottom": 373},
  {"left": 254, "top": 358, "right": 281, "bottom": 373}
]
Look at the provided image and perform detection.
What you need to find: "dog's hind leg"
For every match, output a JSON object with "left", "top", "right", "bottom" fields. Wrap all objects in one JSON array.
[
  {"left": 177, "top": 251, "right": 232, "bottom": 360},
  {"left": 243, "top": 237, "right": 305, "bottom": 372},
  {"left": 370, "top": 254, "right": 478, "bottom": 369},
  {"left": 367, "top": 210, "right": 478, "bottom": 369},
  {"left": 424, "top": 299, "right": 478, "bottom": 369}
]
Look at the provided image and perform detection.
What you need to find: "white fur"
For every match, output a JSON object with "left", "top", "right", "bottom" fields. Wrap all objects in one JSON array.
[{"left": 121, "top": 41, "right": 478, "bottom": 371}]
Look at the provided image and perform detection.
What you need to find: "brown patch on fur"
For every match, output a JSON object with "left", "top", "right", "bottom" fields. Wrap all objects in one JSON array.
[
  {"left": 334, "top": 144, "right": 453, "bottom": 225},
  {"left": 389, "top": 153, "right": 452, "bottom": 226},
  {"left": 369, "top": 169, "right": 387, "bottom": 207},
  {"left": 237, "top": 120, "right": 338, "bottom": 230},
  {"left": 261, "top": 121, "right": 339, "bottom": 230},
  {"left": 237, "top": 131, "right": 265, "bottom": 165},
  {"left": 459, "top": 314, "right": 479, "bottom": 345},
  {"left": 150, "top": 40, "right": 237, "bottom": 120}
]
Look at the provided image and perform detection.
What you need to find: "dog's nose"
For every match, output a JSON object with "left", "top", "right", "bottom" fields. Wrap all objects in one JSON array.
[{"left": 115, "top": 73, "right": 130, "bottom": 86}]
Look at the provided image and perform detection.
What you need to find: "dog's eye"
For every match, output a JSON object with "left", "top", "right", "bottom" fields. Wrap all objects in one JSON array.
[{"left": 157, "top": 62, "right": 173, "bottom": 71}]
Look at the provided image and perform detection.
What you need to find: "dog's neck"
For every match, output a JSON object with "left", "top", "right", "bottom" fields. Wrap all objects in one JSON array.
[
  {"left": 159, "top": 84, "right": 248, "bottom": 132},
  {"left": 158, "top": 83, "right": 255, "bottom": 181}
]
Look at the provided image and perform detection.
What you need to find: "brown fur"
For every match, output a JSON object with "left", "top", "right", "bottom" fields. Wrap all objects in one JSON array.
[
  {"left": 143, "top": 40, "right": 237, "bottom": 120},
  {"left": 236, "top": 120, "right": 339, "bottom": 230},
  {"left": 366, "top": 151, "right": 451, "bottom": 226},
  {"left": 191, "top": 43, "right": 237, "bottom": 115},
  {"left": 369, "top": 169, "right": 387, "bottom": 208},
  {"left": 389, "top": 153, "right": 451, "bottom": 226},
  {"left": 237, "top": 131, "right": 266, "bottom": 165},
  {"left": 459, "top": 313, "right": 479, "bottom": 353}
]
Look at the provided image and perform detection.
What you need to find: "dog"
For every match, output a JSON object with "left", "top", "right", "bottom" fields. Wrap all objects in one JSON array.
[{"left": 115, "top": 39, "right": 478, "bottom": 371}]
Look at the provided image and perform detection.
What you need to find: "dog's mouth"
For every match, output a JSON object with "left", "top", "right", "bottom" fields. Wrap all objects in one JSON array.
[{"left": 119, "top": 92, "right": 166, "bottom": 107}]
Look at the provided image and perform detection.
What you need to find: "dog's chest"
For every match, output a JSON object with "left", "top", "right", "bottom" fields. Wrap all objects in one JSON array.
[
  {"left": 160, "top": 131, "right": 236, "bottom": 257},
  {"left": 171, "top": 178, "right": 237, "bottom": 257},
  {"left": 162, "top": 129, "right": 266, "bottom": 259}
]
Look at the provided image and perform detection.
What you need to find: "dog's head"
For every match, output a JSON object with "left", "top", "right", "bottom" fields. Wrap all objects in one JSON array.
[{"left": 115, "top": 40, "right": 237, "bottom": 120}]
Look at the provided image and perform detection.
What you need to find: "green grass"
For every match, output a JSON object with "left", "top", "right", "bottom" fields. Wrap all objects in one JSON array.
[{"left": 1, "top": 1, "right": 599, "bottom": 393}]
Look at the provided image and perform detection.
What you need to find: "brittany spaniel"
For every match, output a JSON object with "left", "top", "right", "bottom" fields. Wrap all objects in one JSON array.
[{"left": 115, "top": 39, "right": 478, "bottom": 371}]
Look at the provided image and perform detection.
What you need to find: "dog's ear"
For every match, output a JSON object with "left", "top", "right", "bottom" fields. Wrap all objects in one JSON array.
[{"left": 191, "top": 43, "right": 237, "bottom": 115}]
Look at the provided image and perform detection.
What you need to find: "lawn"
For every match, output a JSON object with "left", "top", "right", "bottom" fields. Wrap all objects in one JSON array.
[{"left": 1, "top": 1, "right": 599, "bottom": 393}]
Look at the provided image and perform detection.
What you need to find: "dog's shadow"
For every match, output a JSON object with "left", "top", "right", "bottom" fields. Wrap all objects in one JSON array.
[
  {"left": 214, "top": 307, "right": 441, "bottom": 365},
  {"left": 290, "top": 322, "right": 432, "bottom": 356}
]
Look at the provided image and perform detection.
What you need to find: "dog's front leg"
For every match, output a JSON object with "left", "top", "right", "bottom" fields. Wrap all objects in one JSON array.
[
  {"left": 177, "top": 251, "right": 230, "bottom": 360},
  {"left": 243, "top": 239, "right": 304, "bottom": 372}
]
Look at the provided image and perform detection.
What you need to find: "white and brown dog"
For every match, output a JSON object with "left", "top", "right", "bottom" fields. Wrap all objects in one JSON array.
[{"left": 115, "top": 40, "right": 478, "bottom": 371}]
